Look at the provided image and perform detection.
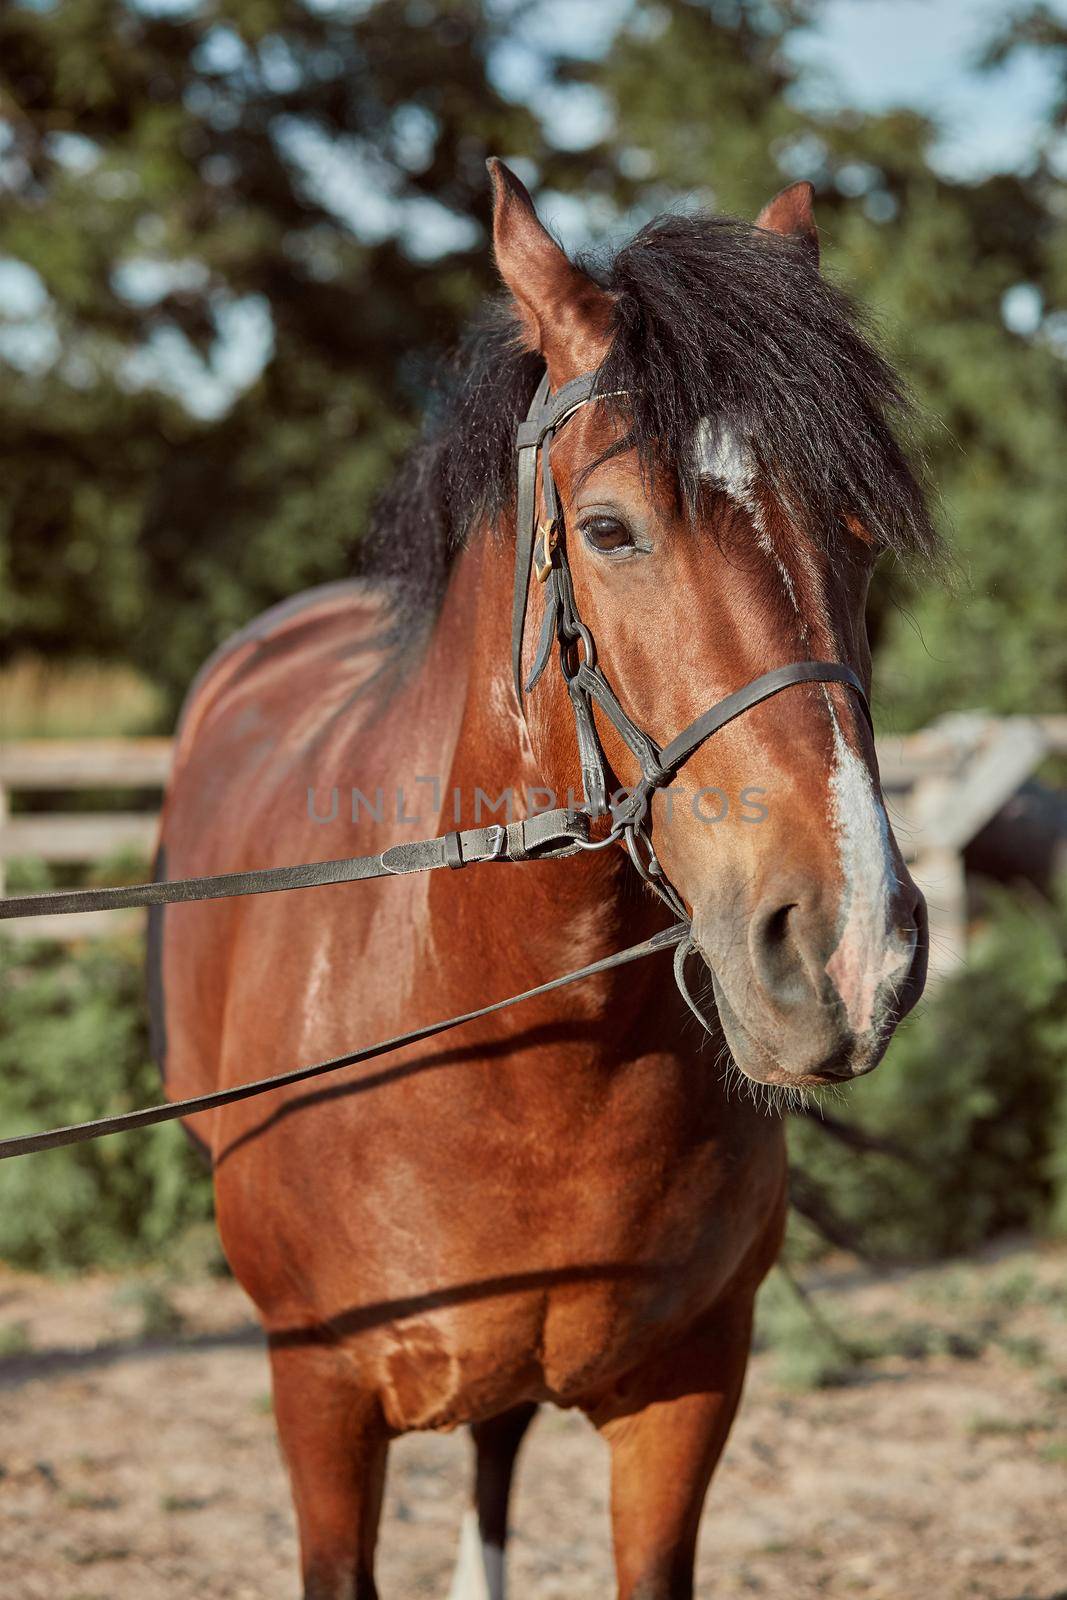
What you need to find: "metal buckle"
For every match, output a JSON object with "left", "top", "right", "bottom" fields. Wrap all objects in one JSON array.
[
  {"left": 533, "top": 520, "right": 557, "bottom": 582},
  {"left": 485, "top": 824, "right": 508, "bottom": 860}
]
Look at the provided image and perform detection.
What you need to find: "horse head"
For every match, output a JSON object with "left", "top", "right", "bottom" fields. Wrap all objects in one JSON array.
[{"left": 490, "top": 159, "right": 933, "bottom": 1089}]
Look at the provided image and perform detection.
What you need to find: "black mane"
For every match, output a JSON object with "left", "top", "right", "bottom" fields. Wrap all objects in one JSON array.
[{"left": 364, "top": 212, "right": 939, "bottom": 629}]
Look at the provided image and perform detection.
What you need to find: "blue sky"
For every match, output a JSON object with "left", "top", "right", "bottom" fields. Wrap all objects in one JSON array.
[{"left": 787, "top": 0, "right": 1066, "bottom": 178}]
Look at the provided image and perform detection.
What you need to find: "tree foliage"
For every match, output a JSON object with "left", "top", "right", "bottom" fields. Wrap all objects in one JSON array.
[
  {"left": 2, "top": 0, "right": 1064, "bottom": 725},
  {"left": 789, "top": 884, "right": 1067, "bottom": 1261},
  {"left": 1, "top": 0, "right": 560, "bottom": 697}
]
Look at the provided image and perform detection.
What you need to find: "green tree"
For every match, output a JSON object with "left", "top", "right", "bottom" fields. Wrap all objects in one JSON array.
[
  {"left": 583, "top": 0, "right": 1067, "bottom": 727},
  {"left": 0, "top": 0, "right": 563, "bottom": 702},
  {"left": 2, "top": 0, "right": 1064, "bottom": 728}
]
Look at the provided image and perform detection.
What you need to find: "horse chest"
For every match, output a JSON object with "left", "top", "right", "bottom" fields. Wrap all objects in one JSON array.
[{"left": 236, "top": 1063, "right": 784, "bottom": 1434}]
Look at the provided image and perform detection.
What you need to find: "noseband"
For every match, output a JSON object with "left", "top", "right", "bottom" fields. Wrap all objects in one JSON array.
[{"left": 512, "top": 366, "right": 872, "bottom": 917}]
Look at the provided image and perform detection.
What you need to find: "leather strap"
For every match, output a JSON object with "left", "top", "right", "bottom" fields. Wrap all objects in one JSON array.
[
  {"left": 0, "top": 809, "right": 590, "bottom": 922},
  {"left": 512, "top": 371, "right": 601, "bottom": 703},
  {"left": 652, "top": 661, "right": 872, "bottom": 785},
  {"left": 512, "top": 370, "right": 551, "bottom": 702},
  {"left": 524, "top": 567, "right": 560, "bottom": 693},
  {"left": 615, "top": 661, "right": 872, "bottom": 823},
  {"left": 0, "top": 923, "right": 688, "bottom": 1161}
]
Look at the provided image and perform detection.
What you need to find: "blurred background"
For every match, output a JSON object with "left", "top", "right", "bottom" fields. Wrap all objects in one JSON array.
[{"left": 1, "top": 2, "right": 1066, "bottom": 1594}]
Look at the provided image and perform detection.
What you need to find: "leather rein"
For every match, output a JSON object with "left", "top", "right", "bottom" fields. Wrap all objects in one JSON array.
[{"left": 0, "top": 364, "right": 869, "bottom": 1162}]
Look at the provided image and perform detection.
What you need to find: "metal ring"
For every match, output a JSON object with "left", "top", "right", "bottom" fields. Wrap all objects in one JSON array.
[
  {"left": 573, "top": 820, "right": 628, "bottom": 854},
  {"left": 624, "top": 824, "right": 661, "bottom": 881},
  {"left": 559, "top": 622, "right": 596, "bottom": 682}
]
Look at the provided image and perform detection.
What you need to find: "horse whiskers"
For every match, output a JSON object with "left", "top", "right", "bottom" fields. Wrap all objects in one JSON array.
[
  {"left": 806, "top": 1081, "right": 848, "bottom": 1112},
  {"left": 713, "top": 1044, "right": 819, "bottom": 1118}
]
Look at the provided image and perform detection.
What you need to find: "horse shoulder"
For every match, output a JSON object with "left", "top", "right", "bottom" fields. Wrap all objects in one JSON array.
[{"left": 150, "top": 579, "right": 399, "bottom": 1106}]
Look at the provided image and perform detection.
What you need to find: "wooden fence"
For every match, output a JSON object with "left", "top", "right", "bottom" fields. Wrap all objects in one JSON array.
[
  {"left": 0, "top": 739, "right": 171, "bottom": 942},
  {"left": 2, "top": 717, "right": 1066, "bottom": 974},
  {"left": 880, "top": 713, "right": 1067, "bottom": 975}
]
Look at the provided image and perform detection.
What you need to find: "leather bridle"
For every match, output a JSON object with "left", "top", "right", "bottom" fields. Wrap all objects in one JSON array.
[
  {"left": 511, "top": 366, "right": 872, "bottom": 919},
  {"left": 0, "top": 362, "right": 873, "bottom": 1161}
]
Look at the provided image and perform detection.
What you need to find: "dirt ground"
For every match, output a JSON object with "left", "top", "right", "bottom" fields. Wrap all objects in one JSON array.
[{"left": 0, "top": 1242, "right": 1064, "bottom": 1600}]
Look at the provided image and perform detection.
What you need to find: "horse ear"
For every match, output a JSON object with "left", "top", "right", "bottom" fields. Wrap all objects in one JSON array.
[
  {"left": 755, "top": 181, "right": 819, "bottom": 266},
  {"left": 487, "top": 157, "right": 615, "bottom": 382}
]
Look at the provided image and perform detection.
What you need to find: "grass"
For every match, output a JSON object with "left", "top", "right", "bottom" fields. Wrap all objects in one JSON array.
[
  {"left": 111, "top": 1281, "right": 187, "bottom": 1341},
  {"left": 159, "top": 1492, "right": 213, "bottom": 1513},
  {"left": 0, "top": 1321, "right": 32, "bottom": 1357},
  {"left": 756, "top": 1247, "right": 1067, "bottom": 1393},
  {"left": 968, "top": 1414, "right": 1054, "bottom": 1438},
  {"left": 996, "top": 1333, "right": 1047, "bottom": 1368},
  {"left": 754, "top": 1268, "right": 861, "bottom": 1390},
  {"left": 62, "top": 1544, "right": 133, "bottom": 1565},
  {"left": 0, "top": 654, "right": 165, "bottom": 738},
  {"left": 63, "top": 1492, "right": 122, "bottom": 1512}
]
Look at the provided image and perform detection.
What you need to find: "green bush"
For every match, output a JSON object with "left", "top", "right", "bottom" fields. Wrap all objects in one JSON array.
[
  {"left": 0, "top": 935, "right": 213, "bottom": 1271},
  {"left": 790, "top": 884, "right": 1067, "bottom": 1261}
]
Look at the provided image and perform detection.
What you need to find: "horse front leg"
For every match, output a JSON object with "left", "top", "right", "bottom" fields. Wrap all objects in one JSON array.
[
  {"left": 592, "top": 1296, "right": 755, "bottom": 1600},
  {"left": 450, "top": 1401, "right": 539, "bottom": 1600},
  {"left": 269, "top": 1340, "right": 389, "bottom": 1600}
]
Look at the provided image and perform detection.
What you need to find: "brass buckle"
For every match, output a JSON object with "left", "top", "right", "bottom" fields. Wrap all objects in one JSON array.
[{"left": 533, "top": 519, "right": 557, "bottom": 583}]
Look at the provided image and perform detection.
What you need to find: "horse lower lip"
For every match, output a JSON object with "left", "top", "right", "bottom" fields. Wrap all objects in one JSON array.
[{"left": 710, "top": 972, "right": 882, "bottom": 1086}]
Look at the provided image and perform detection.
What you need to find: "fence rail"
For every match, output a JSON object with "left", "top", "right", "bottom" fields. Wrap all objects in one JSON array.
[
  {"left": 0, "top": 739, "right": 172, "bottom": 941},
  {"left": 2, "top": 718, "right": 1066, "bottom": 972}
]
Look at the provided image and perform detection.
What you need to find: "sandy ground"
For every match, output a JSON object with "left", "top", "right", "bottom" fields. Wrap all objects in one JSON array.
[{"left": 0, "top": 1243, "right": 1064, "bottom": 1600}]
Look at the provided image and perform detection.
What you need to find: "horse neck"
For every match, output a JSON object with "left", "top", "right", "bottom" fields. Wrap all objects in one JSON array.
[
  {"left": 433, "top": 530, "right": 666, "bottom": 960},
  {"left": 435, "top": 529, "right": 550, "bottom": 817}
]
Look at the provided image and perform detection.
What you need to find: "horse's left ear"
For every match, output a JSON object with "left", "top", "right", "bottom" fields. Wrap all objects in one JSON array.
[
  {"left": 755, "top": 181, "right": 819, "bottom": 266},
  {"left": 487, "top": 157, "right": 616, "bottom": 383}
]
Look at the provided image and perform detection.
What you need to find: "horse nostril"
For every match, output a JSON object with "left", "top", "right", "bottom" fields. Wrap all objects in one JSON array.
[
  {"left": 764, "top": 903, "right": 795, "bottom": 948},
  {"left": 750, "top": 899, "right": 808, "bottom": 1005}
]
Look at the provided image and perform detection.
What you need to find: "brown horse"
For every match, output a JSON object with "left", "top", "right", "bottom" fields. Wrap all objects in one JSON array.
[{"left": 152, "top": 164, "right": 935, "bottom": 1599}]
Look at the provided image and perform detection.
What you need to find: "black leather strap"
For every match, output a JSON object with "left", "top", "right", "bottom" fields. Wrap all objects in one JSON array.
[
  {"left": 0, "top": 923, "right": 688, "bottom": 1161},
  {"left": 640, "top": 662, "right": 871, "bottom": 800},
  {"left": 512, "top": 370, "right": 551, "bottom": 701},
  {"left": 524, "top": 567, "right": 560, "bottom": 693},
  {"left": 0, "top": 809, "right": 590, "bottom": 922},
  {"left": 512, "top": 371, "right": 601, "bottom": 702},
  {"left": 571, "top": 660, "right": 663, "bottom": 784}
]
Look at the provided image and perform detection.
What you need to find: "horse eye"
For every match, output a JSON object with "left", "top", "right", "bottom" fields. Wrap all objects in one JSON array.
[{"left": 580, "top": 515, "right": 634, "bottom": 554}]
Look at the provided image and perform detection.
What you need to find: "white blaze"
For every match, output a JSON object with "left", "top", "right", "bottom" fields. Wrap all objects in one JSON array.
[
  {"left": 695, "top": 418, "right": 801, "bottom": 613},
  {"left": 697, "top": 420, "right": 909, "bottom": 1029},
  {"left": 695, "top": 416, "right": 754, "bottom": 501},
  {"left": 825, "top": 712, "right": 912, "bottom": 1032}
]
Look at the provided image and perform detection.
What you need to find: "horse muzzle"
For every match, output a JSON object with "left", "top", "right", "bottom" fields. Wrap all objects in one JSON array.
[{"left": 691, "top": 882, "right": 929, "bottom": 1088}]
